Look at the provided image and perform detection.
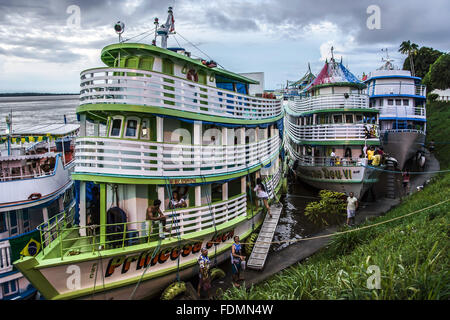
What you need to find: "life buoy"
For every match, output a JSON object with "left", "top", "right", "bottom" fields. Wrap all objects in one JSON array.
[
  {"left": 28, "top": 193, "right": 42, "bottom": 200},
  {"left": 187, "top": 69, "right": 198, "bottom": 82}
]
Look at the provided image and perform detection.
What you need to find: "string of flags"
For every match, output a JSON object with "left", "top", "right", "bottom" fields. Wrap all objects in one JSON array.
[{"left": 0, "top": 134, "right": 59, "bottom": 144}]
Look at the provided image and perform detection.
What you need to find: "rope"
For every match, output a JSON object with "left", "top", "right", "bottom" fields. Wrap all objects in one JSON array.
[
  {"left": 176, "top": 32, "right": 226, "bottom": 69},
  {"left": 175, "top": 199, "right": 449, "bottom": 246},
  {"left": 121, "top": 27, "right": 156, "bottom": 43},
  {"left": 201, "top": 175, "right": 219, "bottom": 266},
  {"left": 164, "top": 178, "right": 183, "bottom": 282},
  {"left": 362, "top": 164, "right": 450, "bottom": 174},
  {"left": 128, "top": 236, "right": 162, "bottom": 300}
]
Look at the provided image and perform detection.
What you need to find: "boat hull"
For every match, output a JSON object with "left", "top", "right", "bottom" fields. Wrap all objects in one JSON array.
[
  {"left": 381, "top": 131, "right": 425, "bottom": 169},
  {"left": 293, "top": 164, "right": 380, "bottom": 198},
  {"left": 14, "top": 211, "right": 264, "bottom": 300}
]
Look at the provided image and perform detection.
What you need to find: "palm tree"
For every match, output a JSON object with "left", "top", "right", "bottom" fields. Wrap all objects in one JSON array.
[{"left": 399, "top": 41, "right": 419, "bottom": 76}]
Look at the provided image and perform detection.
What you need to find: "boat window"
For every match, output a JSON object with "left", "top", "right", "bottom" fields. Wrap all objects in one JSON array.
[
  {"left": 140, "top": 119, "right": 150, "bottom": 139},
  {"left": 110, "top": 119, "right": 122, "bottom": 137},
  {"left": 0, "top": 213, "right": 6, "bottom": 233},
  {"left": 403, "top": 99, "right": 409, "bottom": 106},
  {"left": 9, "top": 211, "right": 18, "bottom": 236},
  {"left": 387, "top": 99, "right": 394, "bottom": 106},
  {"left": 395, "top": 99, "right": 402, "bottom": 106},
  {"left": 355, "top": 115, "right": 363, "bottom": 123},
  {"left": 345, "top": 114, "right": 353, "bottom": 123},
  {"left": 125, "top": 119, "right": 139, "bottom": 138},
  {"left": 333, "top": 115, "right": 343, "bottom": 124},
  {"left": 378, "top": 99, "right": 383, "bottom": 106}
]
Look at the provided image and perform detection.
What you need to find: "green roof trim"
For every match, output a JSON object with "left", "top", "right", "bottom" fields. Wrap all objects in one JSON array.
[
  {"left": 100, "top": 43, "right": 259, "bottom": 85},
  {"left": 77, "top": 103, "right": 284, "bottom": 126}
]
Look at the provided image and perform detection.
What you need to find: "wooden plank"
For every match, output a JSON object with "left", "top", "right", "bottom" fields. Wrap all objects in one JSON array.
[{"left": 246, "top": 204, "right": 283, "bottom": 270}]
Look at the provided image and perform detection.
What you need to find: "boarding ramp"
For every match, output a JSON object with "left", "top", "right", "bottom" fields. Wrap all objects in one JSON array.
[{"left": 246, "top": 204, "right": 283, "bottom": 270}]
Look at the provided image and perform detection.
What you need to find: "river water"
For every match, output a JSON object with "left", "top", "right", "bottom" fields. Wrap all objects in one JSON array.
[{"left": 0, "top": 96, "right": 320, "bottom": 246}]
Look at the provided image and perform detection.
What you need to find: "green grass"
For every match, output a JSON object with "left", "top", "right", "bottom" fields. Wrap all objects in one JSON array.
[
  {"left": 221, "top": 173, "right": 450, "bottom": 300},
  {"left": 426, "top": 100, "right": 450, "bottom": 169},
  {"left": 220, "top": 100, "right": 450, "bottom": 300}
]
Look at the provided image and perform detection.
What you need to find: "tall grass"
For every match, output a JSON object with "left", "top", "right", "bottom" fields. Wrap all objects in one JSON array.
[{"left": 221, "top": 173, "right": 450, "bottom": 300}]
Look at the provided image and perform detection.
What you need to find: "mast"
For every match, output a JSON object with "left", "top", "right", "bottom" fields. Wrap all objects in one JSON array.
[
  {"left": 155, "top": 6, "right": 175, "bottom": 49},
  {"left": 5, "top": 110, "right": 12, "bottom": 156}
]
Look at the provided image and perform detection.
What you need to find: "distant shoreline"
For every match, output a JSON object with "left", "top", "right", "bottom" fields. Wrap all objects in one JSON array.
[{"left": 0, "top": 94, "right": 79, "bottom": 102}]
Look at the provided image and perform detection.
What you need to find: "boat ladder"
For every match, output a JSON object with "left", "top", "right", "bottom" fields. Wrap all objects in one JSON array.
[{"left": 246, "top": 204, "right": 283, "bottom": 270}]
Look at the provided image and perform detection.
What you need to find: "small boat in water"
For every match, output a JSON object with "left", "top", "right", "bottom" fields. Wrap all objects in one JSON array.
[
  {"left": 285, "top": 52, "right": 383, "bottom": 199},
  {"left": 14, "top": 7, "right": 284, "bottom": 300},
  {"left": 364, "top": 51, "right": 427, "bottom": 169},
  {"left": 0, "top": 119, "right": 78, "bottom": 300}
]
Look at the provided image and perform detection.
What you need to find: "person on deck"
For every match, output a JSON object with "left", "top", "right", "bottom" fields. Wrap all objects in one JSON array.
[
  {"left": 146, "top": 199, "right": 169, "bottom": 238},
  {"left": 330, "top": 148, "right": 336, "bottom": 166},
  {"left": 169, "top": 190, "right": 187, "bottom": 209},
  {"left": 346, "top": 192, "right": 358, "bottom": 226},
  {"left": 231, "top": 236, "right": 246, "bottom": 288},
  {"left": 197, "top": 248, "right": 212, "bottom": 299},
  {"left": 254, "top": 178, "right": 272, "bottom": 218},
  {"left": 367, "top": 146, "right": 375, "bottom": 165}
]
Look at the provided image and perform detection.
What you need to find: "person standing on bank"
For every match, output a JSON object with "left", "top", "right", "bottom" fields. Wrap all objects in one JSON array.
[
  {"left": 254, "top": 178, "right": 272, "bottom": 218},
  {"left": 231, "top": 235, "right": 246, "bottom": 288},
  {"left": 197, "top": 248, "right": 212, "bottom": 299},
  {"left": 346, "top": 192, "right": 358, "bottom": 226}
]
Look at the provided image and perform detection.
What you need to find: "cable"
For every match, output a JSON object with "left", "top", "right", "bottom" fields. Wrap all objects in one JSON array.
[
  {"left": 362, "top": 164, "right": 450, "bottom": 174},
  {"left": 179, "top": 198, "right": 449, "bottom": 246},
  {"left": 122, "top": 27, "right": 156, "bottom": 43},
  {"left": 176, "top": 32, "right": 226, "bottom": 69}
]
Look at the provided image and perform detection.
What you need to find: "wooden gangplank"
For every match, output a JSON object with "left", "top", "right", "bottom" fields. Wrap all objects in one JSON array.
[{"left": 246, "top": 204, "right": 283, "bottom": 270}]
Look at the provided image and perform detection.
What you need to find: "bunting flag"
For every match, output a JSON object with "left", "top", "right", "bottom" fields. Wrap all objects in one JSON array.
[{"left": 0, "top": 135, "right": 53, "bottom": 144}]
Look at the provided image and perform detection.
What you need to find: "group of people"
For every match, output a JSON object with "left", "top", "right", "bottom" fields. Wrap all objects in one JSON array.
[
  {"left": 363, "top": 145, "right": 385, "bottom": 166},
  {"left": 196, "top": 235, "right": 246, "bottom": 299}
]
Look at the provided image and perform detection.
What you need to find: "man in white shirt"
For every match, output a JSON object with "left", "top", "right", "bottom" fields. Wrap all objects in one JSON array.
[
  {"left": 346, "top": 192, "right": 358, "bottom": 226},
  {"left": 330, "top": 148, "right": 336, "bottom": 166}
]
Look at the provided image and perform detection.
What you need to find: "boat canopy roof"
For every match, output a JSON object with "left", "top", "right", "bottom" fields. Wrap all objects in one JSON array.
[
  {"left": 5, "top": 124, "right": 79, "bottom": 137},
  {"left": 303, "top": 58, "right": 366, "bottom": 92},
  {"left": 0, "top": 152, "right": 57, "bottom": 162},
  {"left": 100, "top": 42, "right": 259, "bottom": 85},
  {"left": 288, "top": 63, "right": 316, "bottom": 88}
]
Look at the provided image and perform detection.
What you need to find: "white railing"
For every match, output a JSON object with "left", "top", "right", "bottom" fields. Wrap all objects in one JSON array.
[
  {"left": 0, "top": 240, "right": 12, "bottom": 273},
  {"left": 381, "top": 129, "right": 426, "bottom": 135},
  {"left": 288, "top": 93, "right": 370, "bottom": 114},
  {"left": 79, "top": 68, "right": 282, "bottom": 120},
  {"left": 265, "top": 165, "right": 282, "bottom": 199},
  {"left": 365, "top": 82, "right": 426, "bottom": 97},
  {"left": 74, "top": 135, "right": 281, "bottom": 177},
  {"left": 286, "top": 141, "right": 368, "bottom": 167},
  {"left": 162, "top": 193, "right": 247, "bottom": 236},
  {"left": 377, "top": 106, "right": 426, "bottom": 118},
  {"left": 286, "top": 120, "right": 379, "bottom": 142}
]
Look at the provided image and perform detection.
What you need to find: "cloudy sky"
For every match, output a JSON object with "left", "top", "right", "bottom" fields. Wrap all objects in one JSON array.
[{"left": 0, "top": 0, "right": 448, "bottom": 92}]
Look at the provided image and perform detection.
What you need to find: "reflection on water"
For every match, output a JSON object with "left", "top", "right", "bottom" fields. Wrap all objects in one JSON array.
[{"left": 271, "top": 177, "right": 322, "bottom": 252}]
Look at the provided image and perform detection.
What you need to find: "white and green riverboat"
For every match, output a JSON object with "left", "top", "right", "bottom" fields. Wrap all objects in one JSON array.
[
  {"left": 285, "top": 53, "right": 382, "bottom": 198},
  {"left": 14, "top": 7, "right": 284, "bottom": 300}
]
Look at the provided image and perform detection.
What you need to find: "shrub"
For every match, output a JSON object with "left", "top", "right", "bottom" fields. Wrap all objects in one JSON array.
[{"left": 304, "top": 190, "right": 347, "bottom": 226}]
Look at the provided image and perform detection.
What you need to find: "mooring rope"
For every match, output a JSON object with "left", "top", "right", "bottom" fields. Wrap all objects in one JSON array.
[
  {"left": 176, "top": 199, "right": 449, "bottom": 246},
  {"left": 362, "top": 165, "right": 450, "bottom": 174}
]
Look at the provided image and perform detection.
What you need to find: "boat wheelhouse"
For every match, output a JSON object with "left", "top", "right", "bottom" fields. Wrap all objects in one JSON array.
[
  {"left": 14, "top": 7, "right": 284, "bottom": 300},
  {"left": 0, "top": 123, "right": 78, "bottom": 300},
  {"left": 284, "top": 63, "right": 316, "bottom": 99},
  {"left": 286, "top": 55, "right": 382, "bottom": 198},
  {"left": 364, "top": 54, "right": 427, "bottom": 169}
]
